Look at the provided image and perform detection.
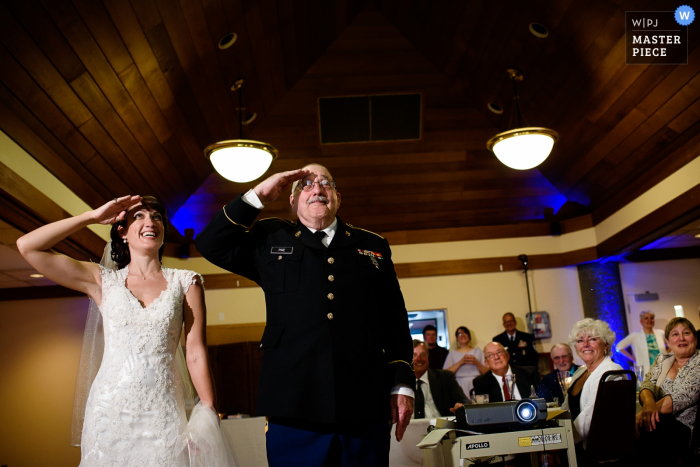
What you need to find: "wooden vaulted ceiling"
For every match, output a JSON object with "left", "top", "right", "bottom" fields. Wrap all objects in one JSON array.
[{"left": 1, "top": 0, "right": 699, "bottom": 250}]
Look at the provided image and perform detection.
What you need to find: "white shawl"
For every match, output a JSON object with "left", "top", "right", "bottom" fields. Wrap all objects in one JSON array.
[{"left": 562, "top": 356, "right": 623, "bottom": 447}]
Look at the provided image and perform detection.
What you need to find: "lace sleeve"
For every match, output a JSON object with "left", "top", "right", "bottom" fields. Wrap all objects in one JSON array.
[{"left": 180, "top": 270, "right": 205, "bottom": 295}]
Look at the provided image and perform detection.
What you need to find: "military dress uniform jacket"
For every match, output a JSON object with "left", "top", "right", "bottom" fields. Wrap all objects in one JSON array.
[
  {"left": 493, "top": 330, "right": 539, "bottom": 368},
  {"left": 195, "top": 194, "right": 415, "bottom": 425}
]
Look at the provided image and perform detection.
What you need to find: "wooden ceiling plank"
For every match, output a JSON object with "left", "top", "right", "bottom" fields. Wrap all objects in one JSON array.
[
  {"left": 0, "top": 90, "right": 110, "bottom": 206},
  {"left": 0, "top": 63, "right": 135, "bottom": 203},
  {"left": 70, "top": 0, "right": 133, "bottom": 74},
  {"left": 244, "top": 4, "right": 281, "bottom": 113},
  {"left": 514, "top": 0, "right": 613, "bottom": 116},
  {"left": 440, "top": 1, "right": 484, "bottom": 80},
  {"left": 73, "top": 2, "right": 176, "bottom": 145},
  {"left": 604, "top": 73, "right": 700, "bottom": 166},
  {"left": 0, "top": 4, "right": 92, "bottom": 128},
  {"left": 582, "top": 39, "right": 647, "bottom": 124},
  {"left": 275, "top": 0, "right": 301, "bottom": 92},
  {"left": 550, "top": 54, "right": 697, "bottom": 191},
  {"left": 597, "top": 126, "right": 681, "bottom": 191},
  {"left": 59, "top": 21, "right": 188, "bottom": 203},
  {"left": 155, "top": 0, "right": 228, "bottom": 142},
  {"left": 118, "top": 64, "right": 200, "bottom": 190},
  {"left": 291, "top": 0, "right": 313, "bottom": 74},
  {"left": 4, "top": 0, "right": 86, "bottom": 83},
  {"left": 307, "top": 0, "right": 332, "bottom": 73},
  {"left": 218, "top": 0, "right": 268, "bottom": 121},
  {"left": 258, "top": 0, "right": 292, "bottom": 100},
  {"left": 528, "top": 3, "right": 621, "bottom": 131},
  {"left": 105, "top": 0, "right": 211, "bottom": 179},
  {"left": 667, "top": 92, "right": 700, "bottom": 135},
  {"left": 67, "top": 70, "right": 181, "bottom": 209},
  {"left": 76, "top": 117, "right": 156, "bottom": 197},
  {"left": 142, "top": 22, "right": 215, "bottom": 151},
  {"left": 179, "top": 0, "right": 239, "bottom": 139}
]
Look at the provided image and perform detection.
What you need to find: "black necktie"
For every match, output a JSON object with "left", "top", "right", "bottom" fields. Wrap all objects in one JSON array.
[
  {"left": 314, "top": 230, "right": 327, "bottom": 246},
  {"left": 415, "top": 380, "right": 425, "bottom": 419}
]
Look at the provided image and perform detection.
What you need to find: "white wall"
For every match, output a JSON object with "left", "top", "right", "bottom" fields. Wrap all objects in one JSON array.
[
  {"left": 204, "top": 266, "right": 587, "bottom": 354},
  {"left": 619, "top": 259, "right": 700, "bottom": 335}
]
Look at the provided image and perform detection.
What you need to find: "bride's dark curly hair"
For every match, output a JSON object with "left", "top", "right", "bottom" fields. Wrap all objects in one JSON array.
[{"left": 109, "top": 196, "right": 168, "bottom": 269}]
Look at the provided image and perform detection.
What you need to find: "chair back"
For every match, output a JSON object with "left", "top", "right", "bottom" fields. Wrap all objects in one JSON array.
[{"left": 585, "top": 370, "right": 636, "bottom": 464}]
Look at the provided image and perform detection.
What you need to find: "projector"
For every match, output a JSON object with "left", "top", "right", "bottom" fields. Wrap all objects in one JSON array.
[{"left": 454, "top": 398, "right": 547, "bottom": 433}]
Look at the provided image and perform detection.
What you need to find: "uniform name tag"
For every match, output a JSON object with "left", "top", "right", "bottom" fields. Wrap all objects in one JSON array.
[{"left": 271, "top": 247, "right": 293, "bottom": 254}]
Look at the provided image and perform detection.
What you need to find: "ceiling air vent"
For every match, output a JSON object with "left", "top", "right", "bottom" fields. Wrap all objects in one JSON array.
[
  {"left": 634, "top": 291, "right": 659, "bottom": 302},
  {"left": 318, "top": 93, "right": 421, "bottom": 144}
]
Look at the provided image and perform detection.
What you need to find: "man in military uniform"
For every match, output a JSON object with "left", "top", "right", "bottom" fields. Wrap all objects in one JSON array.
[
  {"left": 196, "top": 164, "right": 415, "bottom": 467},
  {"left": 493, "top": 312, "right": 539, "bottom": 369}
]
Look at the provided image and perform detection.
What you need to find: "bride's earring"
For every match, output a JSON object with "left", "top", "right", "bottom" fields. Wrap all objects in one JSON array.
[{"left": 123, "top": 238, "right": 127, "bottom": 244}]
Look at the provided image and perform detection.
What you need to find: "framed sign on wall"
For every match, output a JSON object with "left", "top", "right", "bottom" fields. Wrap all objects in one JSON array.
[{"left": 526, "top": 311, "right": 551, "bottom": 339}]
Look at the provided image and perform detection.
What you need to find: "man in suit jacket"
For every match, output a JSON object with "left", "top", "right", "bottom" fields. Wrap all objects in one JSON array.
[
  {"left": 196, "top": 164, "right": 414, "bottom": 467},
  {"left": 493, "top": 312, "right": 539, "bottom": 368},
  {"left": 423, "top": 325, "right": 449, "bottom": 369},
  {"left": 412, "top": 341, "right": 469, "bottom": 418},
  {"left": 473, "top": 342, "right": 538, "bottom": 402}
]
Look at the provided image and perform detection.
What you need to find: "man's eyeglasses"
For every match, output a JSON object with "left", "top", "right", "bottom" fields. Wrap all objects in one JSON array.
[
  {"left": 484, "top": 350, "right": 506, "bottom": 360},
  {"left": 414, "top": 352, "right": 428, "bottom": 360},
  {"left": 297, "top": 178, "right": 336, "bottom": 192}
]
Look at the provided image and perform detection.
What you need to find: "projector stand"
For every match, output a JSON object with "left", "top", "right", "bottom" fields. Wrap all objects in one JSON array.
[{"left": 418, "top": 412, "right": 577, "bottom": 467}]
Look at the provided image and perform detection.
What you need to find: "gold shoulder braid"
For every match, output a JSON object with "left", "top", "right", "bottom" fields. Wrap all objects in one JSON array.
[
  {"left": 347, "top": 224, "right": 384, "bottom": 239},
  {"left": 388, "top": 360, "right": 414, "bottom": 371},
  {"left": 223, "top": 205, "right": 250, "bottom": 228}
]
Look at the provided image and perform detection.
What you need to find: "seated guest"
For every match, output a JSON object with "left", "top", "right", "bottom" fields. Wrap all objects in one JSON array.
[
  {"left": 635, "top": 318, "right": 700, "bottom": 465},
  {"left": 535, "top": 343, "right": 579, "bottom": 403},
  {"left": 423, "top": 325, "right": 449, "bottom": 369},
  {"left": 615, "top": 310, "right": 666, "bottom": 376},
  {"left": 562, "top": 318, "right": 621, "bottom": 454},
  {"left": 412, "top": 340, "right": 469, "bottom": 419},
  {"left": 443, "top": 326, "right": 488, "bottom": 398},
  {"left": 493, "top": 313, "right": 539, "bottom": 369},
  {"left": 473, "top": 342, "right": 538, "bottom": 402}
]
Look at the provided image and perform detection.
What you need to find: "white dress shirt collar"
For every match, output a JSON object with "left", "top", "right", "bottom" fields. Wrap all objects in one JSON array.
[{"left": 306, "top": 218, "right": 338, "bottom": 248}]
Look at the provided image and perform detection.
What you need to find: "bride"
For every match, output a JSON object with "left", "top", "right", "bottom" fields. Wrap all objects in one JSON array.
[{"left": 17, "top": 195, "right": 235, "bottom": 466}]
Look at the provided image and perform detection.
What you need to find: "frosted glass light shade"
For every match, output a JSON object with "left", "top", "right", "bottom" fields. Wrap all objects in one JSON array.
[
  {"left": 204, "top": 140, "right": 278, "bottom": 183},
  {"left": 487, "top": 127, "right": 558, "bottom": 170}
]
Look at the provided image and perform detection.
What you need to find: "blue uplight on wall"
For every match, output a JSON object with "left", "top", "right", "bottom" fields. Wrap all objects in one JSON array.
[
  {"left": 170, "top": 192, "right": 221, "bottom": 239},
  {"left": 577, "top": 262, "right": 632, "bottom": 370}
]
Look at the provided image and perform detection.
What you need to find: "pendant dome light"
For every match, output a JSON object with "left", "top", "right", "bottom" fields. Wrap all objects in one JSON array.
[
  {"left": 204, "top": 79, "right": 278, "bottom": 183},
  {"left": 486, "top": 69, "right": 558, "bottom": 170}
]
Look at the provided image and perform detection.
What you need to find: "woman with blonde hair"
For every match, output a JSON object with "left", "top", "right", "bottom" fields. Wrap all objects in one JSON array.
[{"left": 562, "top": 318, "right": 622, "bottom": 456}]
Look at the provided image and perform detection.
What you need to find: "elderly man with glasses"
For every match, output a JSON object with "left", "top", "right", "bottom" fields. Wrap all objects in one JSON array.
[
  {"left": 196, "top": 164, "right": 414, "bottom": 467},
  {"left": 472, "top": 342, "right": 539, "bottom": 403},
  {"left": 535, "top": 343, "right": 580, "bottom": 403}
]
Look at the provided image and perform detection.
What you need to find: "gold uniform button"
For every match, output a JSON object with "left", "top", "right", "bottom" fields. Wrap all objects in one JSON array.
[
  {"left": 328, "top": 275, "right": 334, "bottom": 282},
  {"left": 327, "top": 313, "right": 333, "bottom": 320},
  {"left": 345, "top": 231, "right": 350, "bottom": 236},
  {"left": 328, "top": 257, "right": 335, "bottom": 264},
  {"left": 295, "top": 231, "right": 301, "bottom": 237},
  {"left": 327, "top": 293, "right": 334, "bottom": 300},
  {"left": 278, "top": 255, "right": 282, "bottom": 260}
]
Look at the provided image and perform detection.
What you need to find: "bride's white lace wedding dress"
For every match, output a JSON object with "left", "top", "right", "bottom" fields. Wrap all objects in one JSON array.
[{"left": 79, "top": 265, "right": 234, "bottom": 466}]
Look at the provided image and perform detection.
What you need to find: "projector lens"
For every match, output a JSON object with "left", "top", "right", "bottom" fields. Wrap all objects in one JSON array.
[{"left": 516, "top": 400, "right": 538, "bottom": 422}]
